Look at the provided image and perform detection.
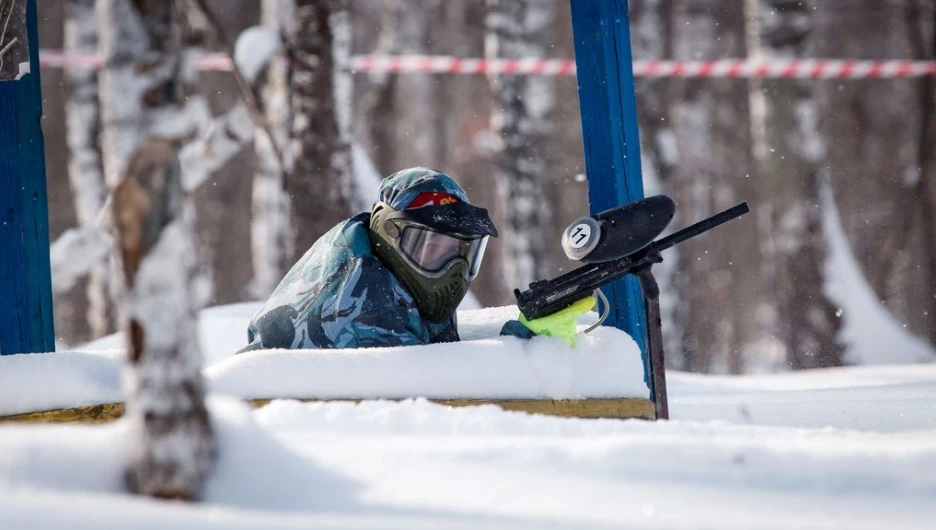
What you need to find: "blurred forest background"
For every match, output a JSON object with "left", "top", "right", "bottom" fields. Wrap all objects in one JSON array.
[{"left": 38, "top": 0, "right": 935, "bottom": 373}]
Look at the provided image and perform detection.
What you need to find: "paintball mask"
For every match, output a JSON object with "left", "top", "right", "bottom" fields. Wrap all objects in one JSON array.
[{"left": 369, "top": 196, "right": 498, "bottom": 322}]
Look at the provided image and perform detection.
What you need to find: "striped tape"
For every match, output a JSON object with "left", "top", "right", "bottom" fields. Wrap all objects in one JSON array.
[{"left": 39, "top": 51, "right": 936, "bottom": 78}]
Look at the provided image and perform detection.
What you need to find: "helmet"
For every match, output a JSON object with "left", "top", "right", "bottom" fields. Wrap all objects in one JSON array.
[{"left": 369, "top": 168, "right": 498, "bottom": 322}]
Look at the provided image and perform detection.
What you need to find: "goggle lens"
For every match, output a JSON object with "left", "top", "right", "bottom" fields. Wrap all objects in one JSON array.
[{"left": 399, "top": 226, "right": 487, "bottom": 279}]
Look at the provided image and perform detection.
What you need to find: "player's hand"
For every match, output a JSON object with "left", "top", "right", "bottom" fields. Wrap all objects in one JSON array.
[{"left": 517, "top": 295, "right": 596, "bottom": 346}]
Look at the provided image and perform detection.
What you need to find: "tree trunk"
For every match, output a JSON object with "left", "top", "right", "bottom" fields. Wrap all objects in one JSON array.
[
  {"left": 756, "top": 0, "right": 843, "bottom": 369},
  {"left": 814, "top": 0, "right": 934, "bottom": 349},
  {"left": 485, "top": 0, "right": 555, "bottom": 289},
  {"left": 99, "top": 0, "right": 198, "bottom": 186},
  {"left": 114, "top": 139, "right": 215, "bottom": 500},
  {"left": 670, "top": 0, "right": 760, "bottom": 374},
  {"left": 64, "top": 0, "right": 111, "bottom": 339},
  {"left": 360, "top": 0, "right": 399, "bottom": 174},
  {"left": 98, "top": 0, "right": 215, "bottom": 499},
  {"left": 630, "top": 0, "right": 683, "bottom": 367},
  {"left": 287, "top": 0, "right": 354, "bottom": 261},
  {"left": 907, "top": 1, "right": 936, "bottom": 345},
  {"left": 248, "top": 0, "right": 293, "bottom": 299}
]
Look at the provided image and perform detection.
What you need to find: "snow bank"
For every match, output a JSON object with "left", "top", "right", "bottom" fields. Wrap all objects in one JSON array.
[
  {"left": 0, "top": 350, "right": 123, "bottom": 416},
  {"left": 0, "top": 306, "right": 643, "bottom": 416},
  {"left": 207, "top": 326, "right": 647, "bottom": 401}
]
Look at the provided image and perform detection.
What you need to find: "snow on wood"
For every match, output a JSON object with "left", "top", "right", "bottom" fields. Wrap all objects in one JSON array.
[
  {"left": 112, "top": 138, "right": 215, "bottom": 500},
  {"left": 3, "top": 278, "right": 930, "bottom": 421},
  {"left": 0, "top": 306, "right": 641, "bottom": 417},
  {"left": 206, "top": 325, "right": 648, "bottom": 401},
  {"left": 0, "top": 349, "right": 122, "bottom": 417}
]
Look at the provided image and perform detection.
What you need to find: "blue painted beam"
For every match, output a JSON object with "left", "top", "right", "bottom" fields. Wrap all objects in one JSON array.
[
  {"left": 569, "top": 0, "right": 651, "bottom": 394},
  {"left": 0, "top": 0, "right": 54, "bottom": 355}
]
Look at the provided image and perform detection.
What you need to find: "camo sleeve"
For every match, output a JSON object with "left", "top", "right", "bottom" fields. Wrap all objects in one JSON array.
[
  {"left": 309, "top": 256, "right": 429, "bottom": 349},
  {"left": 500, "top": 319, "right": 535, "bottom": 340}
]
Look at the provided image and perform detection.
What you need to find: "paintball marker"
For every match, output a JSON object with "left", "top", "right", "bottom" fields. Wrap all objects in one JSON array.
[
  {"left": 515, "top": 196, "right": 750, "bottom": 320},
  {"left": 513, "top": 195, "right": 750, "bottom": 420}
]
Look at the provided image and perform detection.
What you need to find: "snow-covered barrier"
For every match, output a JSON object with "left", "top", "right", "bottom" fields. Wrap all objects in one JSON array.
[
  {"left": 0, "top": 350, "right": 123, "bottom": 418},
  {"left": 207, "top": 327, "right": 647, "bottom": 401},
  {"left": 0, "top": 306, "right": 651, "bottom": 421}
]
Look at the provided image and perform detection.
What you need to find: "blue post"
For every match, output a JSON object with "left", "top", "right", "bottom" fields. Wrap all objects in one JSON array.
[
  {"left": 569, "top": 1, "right": 652, "bottom": 395},
  {"left": 0, "top": 0, "right": 54, "bottom": 355}
]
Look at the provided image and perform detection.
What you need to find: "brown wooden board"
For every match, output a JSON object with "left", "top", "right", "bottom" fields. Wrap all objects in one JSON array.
[{"left": 0, "top": 397, "right": 655, "bottom": 424}]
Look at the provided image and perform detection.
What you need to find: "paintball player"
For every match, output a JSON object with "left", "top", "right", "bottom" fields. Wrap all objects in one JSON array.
[{"left": 243, "top": 167, "right": 594, "bottom": 351}]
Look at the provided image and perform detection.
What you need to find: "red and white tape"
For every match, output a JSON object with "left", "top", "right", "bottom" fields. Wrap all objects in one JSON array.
[
  {"left": 351, "top": 56, "right": 936, "bottom": 78},
  {"left": 39, "top": 51, "right": 936, "bottom": 79}
]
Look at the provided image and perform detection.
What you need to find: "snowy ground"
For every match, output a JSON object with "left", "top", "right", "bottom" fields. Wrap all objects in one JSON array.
[{"left": 1, "top": 305, "right": 934, "bottom": 528}]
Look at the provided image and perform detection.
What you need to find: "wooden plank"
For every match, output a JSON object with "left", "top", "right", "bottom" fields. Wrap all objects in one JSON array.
[
  {"left": 250, "top": 398, "right": 656, "bottom": 420},
  {"left": 0, "top": 0, "right": 54, "bottom": 355},
  {"left": 433, "top": 398, "right": 655, "bottom": 420},
  {"left": 568, "top": 0, "right": 653, "bottom": 398},
  {"left": 0, "top": 402, "right": 125, "bottom": 424},
  {"left": 0, "top": 397, "right": 656, "bottom": 424}
]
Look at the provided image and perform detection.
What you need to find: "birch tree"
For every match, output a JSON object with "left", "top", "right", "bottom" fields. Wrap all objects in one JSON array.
[
  {"left": 360, "top": 0, "right": 399, "bottom": 174},
  {"left": 378, "top": 0, "right": 441, "bottom": 170},
  {"left": 629, "top": 0, "right": 683, "bottom": 365},
  {"left": 485, "top": 0, "right": 555, "bottom": 289},
  {"left": 286, "top": 0, "right": 355, "bottom": 260},
  {"left": 64, "top": 0, "right": 111, "bottom": 339},
  {"left": 114, "top": 139, "right": 215, "bottom": 500},
  {"left": 247, "top": 0, "right": 293, "bottom": 299},
  {"left": 98, "top": 0, "right": 215, "bottom": 499},
  {"left": 903, "top": 0, "right": 936, "bottom": 344},
  {"left": 753, "top": 0, "right": 843, "bottom": 369},
  {"left": 669, "top": 0, "right": 761, "bottom": 373}
]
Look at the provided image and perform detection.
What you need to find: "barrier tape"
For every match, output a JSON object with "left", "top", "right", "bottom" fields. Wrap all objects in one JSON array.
[{"left": 39, "top": 50, "right": 936, "bottom": 78}]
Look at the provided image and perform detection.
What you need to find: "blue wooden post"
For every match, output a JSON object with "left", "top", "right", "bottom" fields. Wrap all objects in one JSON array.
[
  {"left": 569, "top": 1, "right": 652, "bottom": 395},
  {"left": 0, "top": 0, "right": 55, "bottom": 355}
]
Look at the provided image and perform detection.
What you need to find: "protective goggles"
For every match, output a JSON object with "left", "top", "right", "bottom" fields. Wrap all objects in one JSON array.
[
  {"left": 395, "top": 223, "right": 488, "bottom": 280},
  {"left": 375, "top": 198, "right": 497, "bottom": 280}
]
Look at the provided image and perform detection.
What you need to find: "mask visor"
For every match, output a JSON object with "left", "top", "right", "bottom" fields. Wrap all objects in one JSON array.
[{"left": 399, "top": 227, "right": 487, "bottom": 280}]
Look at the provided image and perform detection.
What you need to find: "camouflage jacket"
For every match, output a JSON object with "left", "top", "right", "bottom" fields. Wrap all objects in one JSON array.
[{"left": 246, "top": 212, "right": 459, "bottom": 349}]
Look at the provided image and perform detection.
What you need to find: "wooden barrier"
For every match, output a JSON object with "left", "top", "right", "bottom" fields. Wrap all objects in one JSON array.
[
  {"left": 0, "top": 402, "right": 124, "bottom": 424},
  {"left": 0, "top": 397, "right": 655, "bottom": 424}
]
